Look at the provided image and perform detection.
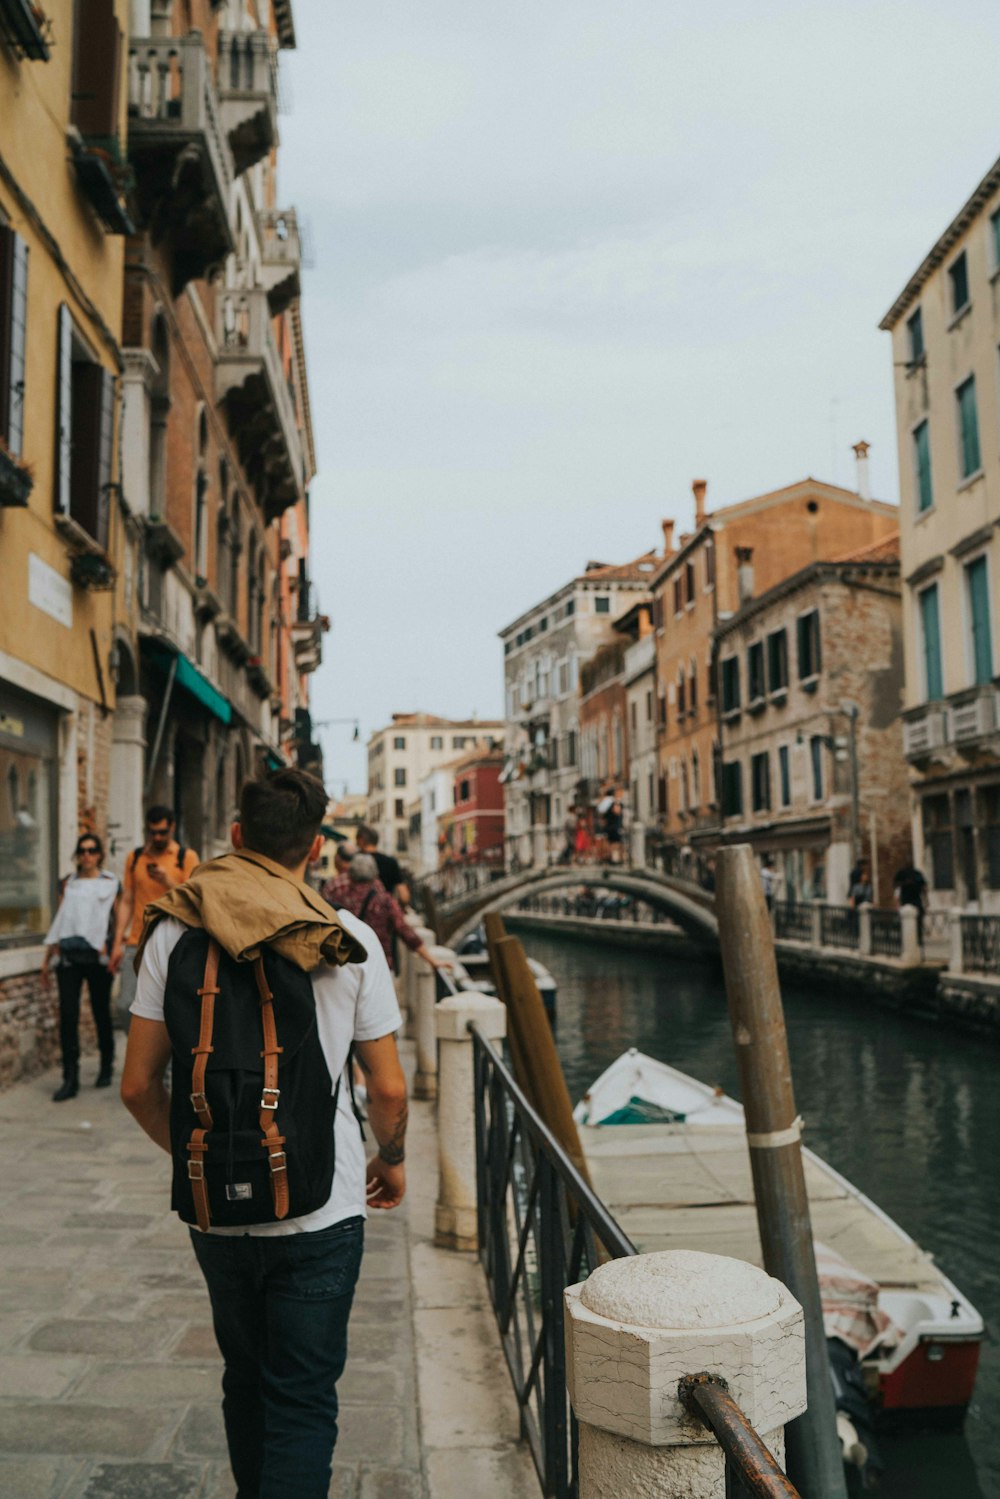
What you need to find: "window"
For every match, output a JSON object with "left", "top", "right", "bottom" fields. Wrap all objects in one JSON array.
[
  {"left": 751, "top": 751, "right": 771, "bottom": 812},
  {"left": 778, "top": 744, "right": 791, "bottom": 807},
  {"left": 956, "top": 376, "right": 981, "bottom": 478},
  {"left": 394, "top": 768, "right": 406, "bottom": 787},
  {"left": 630, "top": 701, "right": 637, "bottom": 735},
  {"left": 966, "top": 555, "right": 993, "bottom": 684},
  {"left": 0, "top": 226, "right": 29, "bottom": 457},
  {"left": 71, "top": 0, "right": 123, "bottom": 139},
  {"left": 689, "top": 659, "right": 698, "bottom": 713},
  {"left": 396, "top": 829, "right": 408, "bottom": 853},
  {"left": 691, "top": 749, "right": 700, "bottom": 807},
  {"left": 0, "top": 688, "right": 56, "bottom": 945},
  {"left": 645, "top": 689, "right": 652, "bottom": 721},
  {"left": 923, "top": 794, "right": 954, "bottom": 890},
  {"left": 393, "top": 736, "right": 406, "bottom": 750},
  {"left": 565, "top": 730, "right": 577, "bottom": 767},
  {"left": 430, "top": 735, "right": 443, "bottom": 749},
  {"left": 55, "top": 305, "right": 115, "bottom": 549},
  {"left": 984, "top": 786, "right": 1000, "bottom": 889},
  {"left": 394, "top": 798, "right": 405, "bottom": 817},
  {"left": 721, "top": 656, "right": 741, "bottom": 714},
  {"left": 594, "top": 596, "right": 610, "bottom": 614},
  {"left": 673, "top": 577, "right": 683, "bottom": 614},
  {"left": 766, "top": 629, "right": 788, "bottom": 693},
  {"left": 677, "top": 668, "right": 686, "bottom": 717},
  {"left": 452, "top": 736, "right": 467, "bottom": 750},
  {"left": 539, "top": 615, "right": 548, "bottom": 632},
  {"left": 809, "top": 736, "right": 824, "bottom": 801},
  {"left": 685, "top": 561, "right": 695, "bottom": 604},
  {"left": 949, "top": 252, "right": 970, "bottom": 317},
  {"left": 721, "top": 761, "right": 743, "bottom": 817},
  {"left": 907, "top": 306, "right": 924, "bottom": 364},
  {"left": 459, "top": 779, "right": 470, "bottom": 802},
  {"left": 919, "top": 584, "right": 944, "bottom": 700},
  {"left": 557, "top": 661, "right": 569, "bottom": 695},
  {"left": 913, "top": 420, "right": 933, "bottom": 512},
  {"left": 705, "top": 543, "right": 716, "bottom": 588},
  {"left": 565, "top": 598, "right": 575, "bottom": 617},
  {"left": 797, "top": 610, "right": 821, "bottom": 681},
  {"left": 747, "top": 641, "right": 765, "bottom": 702}
]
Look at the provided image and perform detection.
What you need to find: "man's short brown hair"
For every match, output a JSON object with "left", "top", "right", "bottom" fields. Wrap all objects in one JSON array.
[
  {"left": 239, "top": 768, "right": 327, "bottom": 867},
  {"left": 356, "top": 824, "right": 378, "bottom": 848}
]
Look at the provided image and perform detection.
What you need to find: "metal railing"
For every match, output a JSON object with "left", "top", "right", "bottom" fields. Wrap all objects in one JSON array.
[
  {"left": 869, "top": 908, "right": 902, "bottom": 958},
  {"left": 773, "top": 900, "right": 812, "bottom": 943},
  {"left": 471, "top": 1024, "right": 798, "bottom": 1497},
  {"left": 961, "top": 914, "right": 1000, "bottom": 975},
  {"left": 819, "top": 902, "right": 859, "bottom": 951}
]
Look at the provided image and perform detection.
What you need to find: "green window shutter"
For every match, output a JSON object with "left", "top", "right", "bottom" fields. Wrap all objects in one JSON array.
[
  {"left": 54, "top": 305, "right": 73, "bottom": 516},
  {"left": 0, "top": 227, "right": 29, "bottom": 456},
  {"left": 919, "top": 585, "right": 943, "bottom": 700},
  {"left": 779, "top": 745, "right": 791, "bottom": 806},
  {"left": 966, "top": 557, "right": 993, "bottom": 685},
  {"left": 913, "top": 421, "right": 932, "bottom": 513},
  {"left": 957, "top": 377, "right": 981, "bottom": 478}
]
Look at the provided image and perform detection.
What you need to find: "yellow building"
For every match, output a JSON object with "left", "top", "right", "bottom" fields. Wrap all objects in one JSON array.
[
  {"left": 0, "top": 1, "right": 131, "bottom": 1077},
  {"left": 881, "top": 152, "right": 1000, "bottom": 910}
]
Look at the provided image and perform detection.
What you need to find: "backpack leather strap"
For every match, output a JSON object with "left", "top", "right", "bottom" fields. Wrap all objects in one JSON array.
[
  {"left": 187, "top": 940, "right": 221, "bottom": 1232},
  {"left": 253, "top": 957, "right": 289, "bottom": 1220}
]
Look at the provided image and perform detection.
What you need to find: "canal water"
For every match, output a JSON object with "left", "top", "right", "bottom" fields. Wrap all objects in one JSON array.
[{"left": 523, "top": 931, "right": 1000, "bottom": 1498}]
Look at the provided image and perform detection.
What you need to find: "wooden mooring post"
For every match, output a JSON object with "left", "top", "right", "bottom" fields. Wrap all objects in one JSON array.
[{"left": 715, "top": 844, "right": 848, "bottom": 1499}]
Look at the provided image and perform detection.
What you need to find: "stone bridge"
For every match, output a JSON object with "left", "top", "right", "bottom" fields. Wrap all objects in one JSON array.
[{"left": 424, "top": 864, "right": 719, "bottom": 949}]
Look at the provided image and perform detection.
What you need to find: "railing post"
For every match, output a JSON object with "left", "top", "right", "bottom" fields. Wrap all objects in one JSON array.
[
  {"left": 949, "top": 909, "right": 964, "bottom": 974},
  {"left": 406, "top": 922, "right": 434, "bottom": 1042},
  {"left": 809, "top": 901, "right": 822, "bottom": 949},
  {"left": 413, "top": 945, "right": 448, "bottom": 1101},
  {"left": 566, "top": 1249, "right": 806, "bottom": 1497},
  {"left": 434, "top": 998, "right": 506, "bottom": 1252},
  {"left": 900, "top": 904, "right": 920, "bottom": 966},
  {"left": 858, "top": 902, "right": 872, "bottom": 956}
]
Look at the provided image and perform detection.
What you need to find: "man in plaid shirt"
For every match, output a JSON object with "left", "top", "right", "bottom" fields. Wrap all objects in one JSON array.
[{"left": 322, "top": 854, "right": 444, "bottom": 976}]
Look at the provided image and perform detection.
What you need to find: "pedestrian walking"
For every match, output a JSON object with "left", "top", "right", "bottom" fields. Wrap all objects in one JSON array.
[
  {"left": 759, "top": 856, "right": 777, "bottom": 911},
  {"left": 109, "top": 806, "right": 200, "bottom": 1026},
  {"left": 323, "top": 854, "right": 445, "bottom": 976},
  {"left": 893, "top": 860, "right": 928, "bottom": 943},
  {"left": 120, "top": 768, "right": 408, "bottom": 1499},
  {"left": 356, "top": 823, "right": 409, "bottom": 906},
  {"left": 41, "top": 833, "right": 119, "bottom": 1100}
]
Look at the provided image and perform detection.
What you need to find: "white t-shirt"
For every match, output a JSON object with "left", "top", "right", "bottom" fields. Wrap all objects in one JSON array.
[{"left": 131, "top": 910, "right": 402, "bottom": 1235}]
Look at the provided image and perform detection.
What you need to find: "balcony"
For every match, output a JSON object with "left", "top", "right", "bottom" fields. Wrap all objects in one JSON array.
[
  {"left": 949, "top": 684, "right": 998, "bottom": 750},
  {"left": 902, "top": 703, "right": 949, "bottom": 764},
  {"left": 290, "top": 617, "right": 323, "bottom": 674},
  {"left": 215, "top": 287, "right": 305, "bottom": 518},
  {"left": 216, "top": 29, "right": 278, "bottom": 175},
  {"left": 259, "top": 209, "right": 302, "bottom": 314},
  {"left": 623, "top": 632, "right": 655, "bottom": 683},
  {"left": 128, "top": 34, "right": 235, "bottom": 291},
  {"left": 0, "top": 0, "right": 52, "bottom": 59}
]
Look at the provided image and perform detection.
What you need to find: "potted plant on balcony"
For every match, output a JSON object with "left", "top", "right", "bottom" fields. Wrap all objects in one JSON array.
[
  {"left": 69, "top": 551, "right": 116, "bottom": 591},
  {"left": 0, "top": 439, "right": 34, "bottom": 508}
]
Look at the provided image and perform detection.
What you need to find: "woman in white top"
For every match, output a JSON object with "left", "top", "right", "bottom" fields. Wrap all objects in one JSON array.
[{"left": 42, "top": 834, "right": 120, "bottom": 1101}]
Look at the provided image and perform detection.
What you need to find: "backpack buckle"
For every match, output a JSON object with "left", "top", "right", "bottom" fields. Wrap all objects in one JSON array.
[
  {"left": 260, "top": 1087, "right": 280, "bottom": 1111},
  {"left": 190, "top": 1091, "right": 209, "bottom": 1112},
  {"left": 187, "top": 1160, "right": 205, "bottom": 1181},
  {"left": 267, "top": 1149, "right": 287, "bottom": 1175}
]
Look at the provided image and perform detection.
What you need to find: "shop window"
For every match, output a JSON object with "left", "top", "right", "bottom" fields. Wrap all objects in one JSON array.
[
  {"left": 0, "top": 691, "right": 57, "bottom": 944},
  {"left": 923, "top": 793, "right": 954, "bottom": 890}
]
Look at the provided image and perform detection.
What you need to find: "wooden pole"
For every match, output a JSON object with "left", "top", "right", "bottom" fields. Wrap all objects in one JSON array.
[{"left": 715, "top": 844, "right": 847, "bottom": 1499}]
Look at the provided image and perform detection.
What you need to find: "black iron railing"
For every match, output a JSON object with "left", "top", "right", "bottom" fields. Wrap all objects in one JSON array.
[
  {"left": 773, "top": 900, "right": 812, "bottom": 943},
  {"left": 471, "top": 1024, "right": 799, "bottom": 1497},
  {"left": 869, "top": 908, "right": 902, "bottom": 957},
  {"left": 961, "top": 914, "right": 1000, "bottom": 975},
  {"left": 819, "top": 902, "right": 859, "bottom": 950}
]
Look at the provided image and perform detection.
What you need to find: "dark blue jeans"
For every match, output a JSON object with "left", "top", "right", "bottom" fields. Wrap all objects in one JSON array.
[{"left": 190, "top": 1216, "right": 364, "bottom": 1499}]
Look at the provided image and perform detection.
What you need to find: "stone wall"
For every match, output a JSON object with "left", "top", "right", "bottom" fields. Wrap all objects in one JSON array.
[{"left": 0, "top": 962, "right": 100, "bottom": 1091}]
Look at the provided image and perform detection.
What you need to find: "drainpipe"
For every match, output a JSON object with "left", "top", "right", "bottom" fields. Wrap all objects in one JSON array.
[{"left": 144, "top": 654, "right": 178, "bottom": 798}]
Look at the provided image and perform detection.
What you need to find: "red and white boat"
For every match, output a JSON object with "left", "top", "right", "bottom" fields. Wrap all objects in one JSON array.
[{"left": 574, "top": 1049, "right": 983, "bottom": 1425}]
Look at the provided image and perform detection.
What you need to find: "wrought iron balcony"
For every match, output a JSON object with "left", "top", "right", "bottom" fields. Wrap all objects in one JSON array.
[
  {"left": 259, "top": 208, "right": 302, "bottom": 314},
  {"left": 216, "top": 29, "right": 278, "bottom": 175},
  {"left": 216, "top": 287, "right": 305, "bottom": 519},
  {"left": 128, "top": 34, "right": 234, "bottom": 291}
]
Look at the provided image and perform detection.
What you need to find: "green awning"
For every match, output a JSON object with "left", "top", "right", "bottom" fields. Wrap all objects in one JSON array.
[{"left": 148, "top": 643, "right": 232, "bottom": 725}]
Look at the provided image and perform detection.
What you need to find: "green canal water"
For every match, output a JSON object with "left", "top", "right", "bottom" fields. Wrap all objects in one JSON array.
[{"left": 522, "top": 930, "right": 999, "bottom": 1499}]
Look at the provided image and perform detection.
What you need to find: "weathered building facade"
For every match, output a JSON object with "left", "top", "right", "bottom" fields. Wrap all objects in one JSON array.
[
  {"left": 882, "top": 153, "right": 1000, "bottom": 911},
  {"left": 366, "top": 714, "right": 503, "bottom": 861},
  {"left": 714, "top": 537, "right": 909, "bottom": 903}
]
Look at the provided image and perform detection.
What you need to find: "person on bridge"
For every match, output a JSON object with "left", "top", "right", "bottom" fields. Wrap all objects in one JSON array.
[{"left": 120, "top": 768, "right": 408, "bottom": 1499}]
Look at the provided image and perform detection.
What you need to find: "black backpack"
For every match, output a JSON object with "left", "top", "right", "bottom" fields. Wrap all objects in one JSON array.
[{"left": 162, "top": 927, "right": 339, "bottom": 1231}]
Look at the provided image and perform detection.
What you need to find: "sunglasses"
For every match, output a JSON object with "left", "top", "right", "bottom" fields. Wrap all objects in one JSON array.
[{"left": 78, "top": 846, "right": 100, "bottom": 856}]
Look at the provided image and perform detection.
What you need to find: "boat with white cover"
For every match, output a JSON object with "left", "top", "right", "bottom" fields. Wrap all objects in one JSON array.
[{"left": 573, "top": 1048, "right": 983, "bottom": 1424}]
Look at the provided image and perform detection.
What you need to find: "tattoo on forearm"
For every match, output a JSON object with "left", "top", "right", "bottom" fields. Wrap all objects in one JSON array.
[{"left": 378, "top": 1101, "right": 408, "bottom": 1166}]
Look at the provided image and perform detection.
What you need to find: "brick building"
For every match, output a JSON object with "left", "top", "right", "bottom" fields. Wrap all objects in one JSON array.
[
  {"left": 437, "top": 747, "right": 506, "bottom": 868},
  {"left": 366, "top": 714, "right": 503, "bottom": 861},
  {"left": 714, "top": 536, "right": 910, "bottom": 904},
  {"left": 650, "top": 476, "right": 899, "bottom": 873},
  {"left": 578, "top": 601, "right": 653, "bottom": 833}
]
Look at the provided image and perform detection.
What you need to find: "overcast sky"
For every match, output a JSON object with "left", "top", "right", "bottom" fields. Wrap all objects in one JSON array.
[{"left": 278, "top": 0, "right": 999, "bottom": 795}]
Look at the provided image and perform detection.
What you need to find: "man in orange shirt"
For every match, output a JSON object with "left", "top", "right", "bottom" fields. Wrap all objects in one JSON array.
[{"left": 110, "top": 806, "right": 199, "bottom": 1026}]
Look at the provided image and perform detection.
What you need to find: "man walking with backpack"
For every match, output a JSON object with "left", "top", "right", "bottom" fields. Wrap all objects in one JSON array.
[
  {"left": 120, "top": 769, "right": 407, "bottom": 1499},
  {"left": 109, "top": 805, "right": 200, "bottom": 1027}
]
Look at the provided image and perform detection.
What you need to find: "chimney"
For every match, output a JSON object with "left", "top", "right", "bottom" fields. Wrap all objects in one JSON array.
[
  {"left": 736, "top": 546, "right": 754, "bottom": 605},
  {"left": 852, "top": 440, "right": 871, "bottom": 501},
  {"left": 692, "top": 479, "right": 708, "bottom": 526},
  {"left": 661, "top": 518, "right": 675, "bottom": 555}
]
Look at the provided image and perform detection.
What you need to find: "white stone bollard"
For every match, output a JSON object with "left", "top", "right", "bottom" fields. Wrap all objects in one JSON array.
[
  {"left": 406, "top": 923, "right": 434, "bottom": 1041},
  {"left": 413, "top": 962, "right": 439, "bottom": 1101},
  {"left": 858, "top": 902, "right": 872, "bottom": 956},
  {"left": 434, "top": 991, "right": 506, "bottom": 1252},
  {"left": 900, "top": 904, "right": 920, "bottom": 965},
  {"left": 948, "top": 909, "right": 964, "bottom": 974},
  {"left": 565, "top": 1249, "right": 806, "bottom": 1498}
]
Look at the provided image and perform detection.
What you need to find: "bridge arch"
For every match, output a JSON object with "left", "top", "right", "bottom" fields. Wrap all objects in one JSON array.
[{"left": 436, "top": 866, "right": 718, "bottom": 951}]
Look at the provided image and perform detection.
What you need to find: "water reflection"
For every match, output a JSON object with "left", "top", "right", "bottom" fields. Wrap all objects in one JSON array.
[{"left": 529, "top": 934, "right": 999, "bottom": 1499}]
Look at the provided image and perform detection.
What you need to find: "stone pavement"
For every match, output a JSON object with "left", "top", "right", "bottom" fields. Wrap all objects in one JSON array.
[{"left": 0, "top": 1040, "right": 536, "bottom": 1499}]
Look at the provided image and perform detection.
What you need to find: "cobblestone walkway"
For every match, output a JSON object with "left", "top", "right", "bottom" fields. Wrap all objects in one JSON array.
[{"left": 0, "top": 1056, "right": 425, "bottom": 1499}]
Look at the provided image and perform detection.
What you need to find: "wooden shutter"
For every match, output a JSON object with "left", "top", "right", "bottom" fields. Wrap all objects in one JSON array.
[
  {"left": 96, "top": 366, "right": 114, "bottom": 550},
  {"left": 71, "top": 0, "right": 122, "bottom": 139},
  {"left": 55, "top": 305, "right": 73, "bottom": 516},
  {"left": 919, "top": 586, "right": 943, "bottom": 701},
  {"left": 967, "top": 558, "right": 993, "bottom": 686},
  {"left": 0, "top": 228, "right": 28, "bottom": 455},
  {"left": 70, "top": 361, "right": 114, "bottom": 547}
]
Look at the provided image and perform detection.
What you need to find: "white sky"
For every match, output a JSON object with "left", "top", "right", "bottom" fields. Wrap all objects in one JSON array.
[{"left": 278, "top": 0, "right": 999, "bottom": 794}]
